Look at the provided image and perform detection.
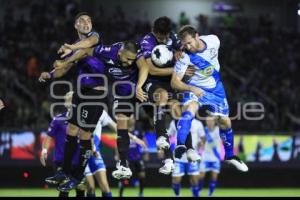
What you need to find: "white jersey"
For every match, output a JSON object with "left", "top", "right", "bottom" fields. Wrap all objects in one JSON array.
[
  {"left": 202, "top": 126, "right": 222, "bottom": 162},
  {"left": 92, "top": 110, "right": 114, "bottom": 152},
  {"left": 93, "top": 110, "right": 114, "bottom": 138},
  {"left": 174, "top": 35, "right": 223, "bottom": 92},
  {"left": 167, "top": 119, "right": 205, "bottom": 162}
]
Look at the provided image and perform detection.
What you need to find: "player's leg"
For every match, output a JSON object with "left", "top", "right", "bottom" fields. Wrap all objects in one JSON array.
[
  {"left": 112, "top": 113, "right": 132, "bottom": 179},
  {"left": 218, "top": 116, "right": 248, "bottom": 172},
  {"left": 198, "top": 172, "right": 205, "bottom": 196},
  {"left": 171, "top": 161, "right": 185, "bottom": 197},
  {"left": 208, "top": 171, "right": 219, "bottom": 197},
  {"left": 136, "top": 161, "right": 146, "bottom": 197},
  {"left": 86, "top": 174, "right": 96, "bottom": 197},
  {"left": 174, "top": 99, "right": 199, "bottom": 160},
  {"left": 187, "top": 161, "right": 200, "bottom": 197},
  {"left": 45, "top": 123, "right": 79, "bottom": 185},
  {"left": 94, "top": 171, "right": 112, "bottom": 197}
]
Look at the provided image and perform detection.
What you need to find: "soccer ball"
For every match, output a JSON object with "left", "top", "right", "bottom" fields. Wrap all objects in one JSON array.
[{"left": 151, "top": 44, "right": 174, "bottom": 67}]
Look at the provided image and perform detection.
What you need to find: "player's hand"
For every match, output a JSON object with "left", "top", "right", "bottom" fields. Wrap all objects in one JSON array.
[
  {"left": 53, "top": 60, "right": 67, "bottom": 69},
  {"left": 0, "top": 99, "right": 5, "bottom": 111},
  {"left": 185, "top": 65, "right": 196, "bottom": 76},
  {"left": 136, "top": 87, "right": 148, "bottom": 102},
  {"left": 40, "top": 149, "right": 48, "bottom": 167},
  {"left": 38, "top": 72, "right": 51, "bottom": 82},
  {"left": 190, "top": 86, "right": 204, "bottom": 98},
  {"left": 174, "top": 50, "right": 184, "bottom": 61},
  {"left": 63, "top": 43, "right": 75, "bottom": 51},
  {"left": 58, "top": 45, "right": 73, "bottom": 58}
]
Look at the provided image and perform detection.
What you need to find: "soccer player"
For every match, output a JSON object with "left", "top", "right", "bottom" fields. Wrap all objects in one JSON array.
[
  {"left": 198, "top": 116, "right": 222, "bottom": 197},
  {"left": 167, "top": 103, "right": 205, "bottom": 197},
  {"left": 40, "top": 92, "right": 84, "bottom": 197},
  {"left": 83, "top": 108, "right": 114, "bottom": 197},
  {"left": 136, "top": 16, "right": 199, "bottom": 175},
  {"left": 52, "top": 40, "right": 146, "bottom": 180},
  {"left": 39, "top": 12, "right": 109, "bottom": 192},
  {"left": 118, "top": 116, "right": 148, "bottom": 197},
  {"left": 171, "top": 25, "right": 248, "bottom": 172},
  {"left": 41, "top": 91, "right": 114, "bottom": 197}
]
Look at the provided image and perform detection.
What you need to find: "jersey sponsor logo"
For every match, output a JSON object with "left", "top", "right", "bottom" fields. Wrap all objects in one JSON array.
[{"left": 108, "top": 67, "right": 122, "bottom": 75}]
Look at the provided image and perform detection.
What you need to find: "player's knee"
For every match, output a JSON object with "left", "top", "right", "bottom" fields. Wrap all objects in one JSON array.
[
  {"left": 184, "top": 101, "right": 198, "bottom": 113},
  {"left": 116, "top": 114, "right": 129, "bottom": 129},
  {"left": 79, "top": 130, "right": 92, "bottom": 140},
  {"left": 218, "top": 117, "right": 231, "bottom": 129}
]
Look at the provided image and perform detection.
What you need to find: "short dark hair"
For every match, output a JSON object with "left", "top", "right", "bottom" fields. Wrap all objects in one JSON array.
[
  {"left": 75, "top": 12, "right": 91, "bottom": 22},
  {"left": 153, "top": 16, "right": 172, "bottom": 35},
  {"left": 123, "top": 41, "right": 139, "bottom": 53},
  {"left": 178, "top": 25, "right": 197, "bottom": 40}
]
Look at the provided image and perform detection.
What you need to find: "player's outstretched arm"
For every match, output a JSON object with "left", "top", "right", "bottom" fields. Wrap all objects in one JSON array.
[
  {"left": 146, "top": 58, "right": 173, "bottom": 76},
  {"left": 54, "top": 47, "right": 94, "bottom": 70},
  {"left": 136, "top": 57, "right": 149, "bottom": 102},
  {"left": 64, "top": 34, "right": 99, "bottom": 51}
]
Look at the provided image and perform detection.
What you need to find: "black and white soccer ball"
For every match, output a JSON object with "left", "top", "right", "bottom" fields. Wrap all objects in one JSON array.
[{"left": 151, "top": 44, "right": 174, "bottom": 67}]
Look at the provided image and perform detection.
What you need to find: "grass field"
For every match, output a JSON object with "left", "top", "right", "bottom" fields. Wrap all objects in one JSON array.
[{"left": 1, "top": 188, "right": 300, "bottom": 197}]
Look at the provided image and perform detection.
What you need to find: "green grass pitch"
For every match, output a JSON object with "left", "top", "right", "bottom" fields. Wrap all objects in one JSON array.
[{"left": 1, "top": 188, "right": 300, "bottom": 197}]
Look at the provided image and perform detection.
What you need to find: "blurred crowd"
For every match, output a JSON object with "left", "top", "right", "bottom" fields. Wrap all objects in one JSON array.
[{"left": 0, "top": 0, "right": 299, "bottom": 132}]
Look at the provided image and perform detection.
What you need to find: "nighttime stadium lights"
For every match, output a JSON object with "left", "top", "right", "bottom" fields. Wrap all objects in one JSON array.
[{"left": 298, "top": 9, "right": 300, "bottom": 16}]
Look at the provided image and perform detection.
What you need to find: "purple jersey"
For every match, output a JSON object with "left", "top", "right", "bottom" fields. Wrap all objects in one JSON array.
[
  {"left": 46, "top": 112, "right": 79, "bottom": 165},
  {"left": 128, "top": 130, "right": 144, "bottom": 161},
  {"left": 137, "top": 32, "right": 181, "bottom": 83},
  {"left": 77, "top": 56, "right": 106, "bottom": 88},
  {"left": 93, "top": 42, "right": 138, "bottom": 96}
]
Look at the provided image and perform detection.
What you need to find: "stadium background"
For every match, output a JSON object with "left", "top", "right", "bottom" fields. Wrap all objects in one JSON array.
[{"left": 0, "top": 0, "right": 300, "bottom": 196}]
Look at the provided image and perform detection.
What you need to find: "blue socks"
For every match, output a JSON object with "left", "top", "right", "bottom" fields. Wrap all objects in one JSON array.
[
  {"left": 102, "top": 192, "right": 112, "bottom": 197},
  {"left": 198, "top": 180, "right": 203, "bottom": 196},
  {"left": 191, "top": 185, "right": 199, "bottom": 197},
  {"left": 219, "top": 128, "right": 234, "bottom": 158},
  {"left": 172, "top": 183, "right": 181, "bottom": 197},
  {"left": 209, "top": 181, "right": 218, "bottom": 197},
  {"left": 177, "top": 111, "right": 194, "bottom": 145}
]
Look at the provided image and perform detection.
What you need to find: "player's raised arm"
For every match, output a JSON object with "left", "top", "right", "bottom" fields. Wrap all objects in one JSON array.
[
  {"left": 136, "top": 56, "right": 149, "bottom": 102},
  {"left": 63, "top": 33, "right": 99, "bottom": 51},
  {"left": 54, "top": 47, "right": 94, "bottom": 69}
]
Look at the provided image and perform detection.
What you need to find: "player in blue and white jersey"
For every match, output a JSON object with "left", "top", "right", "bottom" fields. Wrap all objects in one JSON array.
[
  {"left": 171, "top": 25, "right": 248, "bottom": 172},
  {"left": 198, "top": 116, "right": 222, "bottom": 197}
]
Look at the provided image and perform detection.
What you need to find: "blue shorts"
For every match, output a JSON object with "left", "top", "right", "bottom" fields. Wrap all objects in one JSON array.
[
  {"left": 172, "top": 161, "right": 200, "bottom": 177},
  {"left": 84, "top": 155, "right": 106, "bottom": 176},
  {"left": 182, "top": 90, "right": 229, "bottom": 117},
  {"left": 199, "top": 161, "right": 221, "bottom": 173}
]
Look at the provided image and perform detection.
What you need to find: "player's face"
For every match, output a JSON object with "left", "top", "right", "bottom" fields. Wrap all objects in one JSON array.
[
  {"left": 119, "top": 50, "right": 137, "bottom": 67},
  {"left": 182, "top": 34, "right": 201, "bottom": 53},
  {"left": 75, "top": 15, "right": 92, "bottom": 34},
  {"left": 154, "top": 33, "right": 170, "bottom": 44}
]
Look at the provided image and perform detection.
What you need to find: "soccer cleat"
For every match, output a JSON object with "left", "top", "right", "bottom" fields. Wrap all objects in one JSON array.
[
  {"left": 45, "top": 170, "right": 68, "bottom": 185},
  {"left": 57, "top": 176, "right": 80, "bottom": 192},
  {"left": 173, "top": 145, "right": 187, "bottom": 160},
  {"left": 156, "top": 136, "right": 170, "bottom": 150},
  {"left": 187, "top": 149, "right": 201, "bottom": 162},
  {"left": 159, "top": 158, "right": 174, "bottom": 175},
  {"left": 112, "top": 161, "right": 132, "bottom": 180},
  {"left": 225, "top": 155, "right": 249, "bottom": 172}
]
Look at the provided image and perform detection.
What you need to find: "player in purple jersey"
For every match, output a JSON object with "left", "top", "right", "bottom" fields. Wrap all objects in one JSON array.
[
  {"left": 134, "top": 16, "right": 199, "bottom": 175},
  {"left": 52, "top": 40, "right": 149, "bottom": 180},
  {"left": 39, "top": 13, "right": 107, "bottom": 192}
]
